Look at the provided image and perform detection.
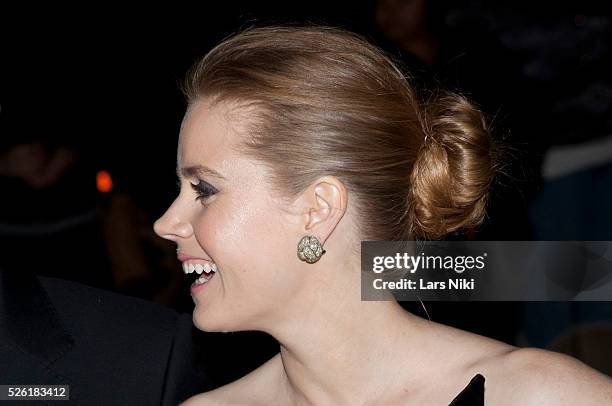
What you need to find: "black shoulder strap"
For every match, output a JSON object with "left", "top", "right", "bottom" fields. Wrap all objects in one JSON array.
[{"left": 449, "top": 373, "right": 485, "bottom": 406}]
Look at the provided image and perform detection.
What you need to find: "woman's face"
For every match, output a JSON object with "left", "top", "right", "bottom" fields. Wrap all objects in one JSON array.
[{"left": 154, "top": 99, "right": 310, "bottom": 332}]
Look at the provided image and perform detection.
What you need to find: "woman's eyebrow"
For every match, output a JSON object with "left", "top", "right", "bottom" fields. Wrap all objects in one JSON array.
[{"left": 177, "top": 165, "right": 227, "bottom": 180}]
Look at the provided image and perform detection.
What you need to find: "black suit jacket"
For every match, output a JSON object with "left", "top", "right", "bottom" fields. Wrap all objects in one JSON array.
[{"left": 0, "top": 271, "right": 214, "bottom": 405}]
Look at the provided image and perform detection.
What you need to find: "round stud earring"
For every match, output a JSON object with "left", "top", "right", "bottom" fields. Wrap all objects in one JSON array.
[{"left": 297, "top": 235, "right": 326, "bottom": 264}]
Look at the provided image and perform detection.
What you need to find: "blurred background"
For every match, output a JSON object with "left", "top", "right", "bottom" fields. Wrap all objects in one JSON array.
[{"left": 1, "top": 0, "right": 611, "bottom": 386}]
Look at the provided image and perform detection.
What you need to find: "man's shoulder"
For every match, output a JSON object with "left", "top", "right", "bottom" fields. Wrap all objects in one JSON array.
[
  {"left": 0, "top": 273, "right": 209, "bottom": 404},
  {"left": 38, "top": 275, "right": 188, "bottom": 338}
]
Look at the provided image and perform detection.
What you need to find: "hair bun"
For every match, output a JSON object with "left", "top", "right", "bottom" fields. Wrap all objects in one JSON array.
[{"left": 408, "top": 90, "right": 502, "bottom": 240}]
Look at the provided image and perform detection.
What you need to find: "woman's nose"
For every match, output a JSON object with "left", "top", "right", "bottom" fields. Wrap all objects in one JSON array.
[{"left": 153, "top": 204, "right": 193, "bottom": 241}]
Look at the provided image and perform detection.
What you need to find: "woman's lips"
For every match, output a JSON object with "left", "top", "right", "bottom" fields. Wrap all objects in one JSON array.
[{"left": 177, "top": 253, "right": 212, "bottom": 262}]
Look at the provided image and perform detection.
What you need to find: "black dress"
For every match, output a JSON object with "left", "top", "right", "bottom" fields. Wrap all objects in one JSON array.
[{"left": 449, "top": 374, "right": 485, "bottom": 405}]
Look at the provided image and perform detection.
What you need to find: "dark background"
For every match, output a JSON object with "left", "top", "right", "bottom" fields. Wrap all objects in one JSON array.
[{"left": 2, "top": 0, "right": 611, "bottom": 386}]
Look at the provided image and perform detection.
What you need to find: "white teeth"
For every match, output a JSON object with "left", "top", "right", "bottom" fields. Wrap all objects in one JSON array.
[
  {"left": 182, "top": 261, "right": 218, "bottom": 276},
  {"left": 195, "top": 275, "right": 208, "bottom": 285}
]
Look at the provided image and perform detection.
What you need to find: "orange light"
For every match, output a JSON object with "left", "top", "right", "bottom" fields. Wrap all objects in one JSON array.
[{"left": 96, "top": 170, "right": 113, "bottom": 193}]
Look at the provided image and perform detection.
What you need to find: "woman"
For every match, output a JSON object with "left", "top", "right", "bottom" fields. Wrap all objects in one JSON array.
[{"left": 154, "top": 24, "right": 612, "bottom": 405}]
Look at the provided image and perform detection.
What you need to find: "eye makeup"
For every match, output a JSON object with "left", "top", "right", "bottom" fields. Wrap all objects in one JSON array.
[{"left": 190, "top": 179, "right": 218, "bottom": 203}]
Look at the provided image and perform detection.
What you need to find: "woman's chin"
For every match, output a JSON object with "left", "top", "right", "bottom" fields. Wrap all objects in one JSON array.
[
  {"left": 193, "top": 310, "right": 218, "bottom": 332},
  {"left": 192, "top": 310, "right": 236, "bottom": 333}
]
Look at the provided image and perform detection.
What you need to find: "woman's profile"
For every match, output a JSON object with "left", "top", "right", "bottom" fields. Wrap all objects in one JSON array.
[{"left": 153, "top": 24, "right": 612, "bottom": 405}]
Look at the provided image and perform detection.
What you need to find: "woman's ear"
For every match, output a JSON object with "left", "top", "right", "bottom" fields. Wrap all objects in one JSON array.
[{"left": 303, "top": 176, "right": 348, "bottom": 241}]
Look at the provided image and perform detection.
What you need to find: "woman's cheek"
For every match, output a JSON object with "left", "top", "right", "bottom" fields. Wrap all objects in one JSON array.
[
  {"left": 193, "top": 200, "right": 248, "bottom": 254},
  {"left": 193, "top": 208, "right": 224, "bottom": 252},
  {"left": 194, "top": 194, "right": 281, "bottom": 271}
]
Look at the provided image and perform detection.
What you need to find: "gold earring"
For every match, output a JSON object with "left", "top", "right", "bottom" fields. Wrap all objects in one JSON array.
[{"left": 297, "top": 235, "right": 326, "bottom": 264}]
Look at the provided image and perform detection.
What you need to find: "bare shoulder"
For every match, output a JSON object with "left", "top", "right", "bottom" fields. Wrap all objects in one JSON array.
[
  {"left": 428, "top": 322, "right": 612, "bottom": 405},
  {"left": 180, "top": 354, "right": 283, "bottom": 406},
  {"left": 482, "top": 347, "right": 612, "bottom": 405}
]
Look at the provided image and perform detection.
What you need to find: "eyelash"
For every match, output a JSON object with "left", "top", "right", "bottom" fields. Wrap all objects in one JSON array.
[{"left": 190, "top": 180, "right": 217, "bottom": 204}]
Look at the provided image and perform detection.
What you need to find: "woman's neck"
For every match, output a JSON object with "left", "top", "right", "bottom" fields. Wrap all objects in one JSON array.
[{"left": 267, "top": 277, "right": 432, "bottom": 405}]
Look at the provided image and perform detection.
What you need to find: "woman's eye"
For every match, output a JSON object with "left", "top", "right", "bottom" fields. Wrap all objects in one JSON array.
[{"left": 190, "top": 180, "right": 217, "bottom": 204}]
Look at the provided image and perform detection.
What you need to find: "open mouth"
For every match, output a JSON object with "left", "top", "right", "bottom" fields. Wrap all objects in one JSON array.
[
  {"left": 193, "top": 270, "right": 216, "bottom": 285},
  {"left": 183, "top": 262, "right": 217, "bottom": 285}
]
